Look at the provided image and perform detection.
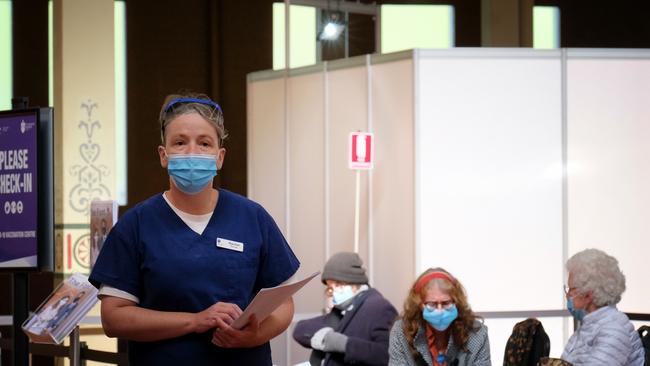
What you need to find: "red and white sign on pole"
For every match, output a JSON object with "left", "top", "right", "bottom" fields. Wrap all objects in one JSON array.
[
  {"left": 348, "top": 132, "right": 373, "bottom": 253},
  {"left": 349, "top": 132, "right": 374, "bottom": 170}
]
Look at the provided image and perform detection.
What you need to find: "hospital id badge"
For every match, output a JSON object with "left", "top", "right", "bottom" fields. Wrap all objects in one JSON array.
[{"left": 216, "top": 238, "right": 244, "bottom": 252}]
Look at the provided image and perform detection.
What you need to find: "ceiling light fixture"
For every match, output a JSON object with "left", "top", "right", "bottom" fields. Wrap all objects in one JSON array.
[{"left": 318, "top": 11, "right": 346, "bottom": 41}]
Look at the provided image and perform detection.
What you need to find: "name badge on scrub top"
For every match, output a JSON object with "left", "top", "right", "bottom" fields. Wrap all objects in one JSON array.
[{"left": 216, "top": 238, "right": 244, "bottom": 252}]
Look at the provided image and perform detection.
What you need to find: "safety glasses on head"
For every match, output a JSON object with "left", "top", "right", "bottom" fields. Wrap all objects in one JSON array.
[
  {"left": 163, "top": 97, "right": 222, "bottom": 114},
  {"left": 160, "top": 97, "right": 226, "bottom": 145}
]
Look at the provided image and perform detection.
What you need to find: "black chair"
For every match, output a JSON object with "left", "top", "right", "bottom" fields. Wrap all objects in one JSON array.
[
  {"left": 638, "top": 325, "right": 650, "bottom": 366},
  {"left": 503, "top": 318, "right": 550, "bottom": 366}
]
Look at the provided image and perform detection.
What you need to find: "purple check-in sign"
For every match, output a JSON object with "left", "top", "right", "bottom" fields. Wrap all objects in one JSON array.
[{"left": 0, "top": 112, "right": 38, "bottom": 267}]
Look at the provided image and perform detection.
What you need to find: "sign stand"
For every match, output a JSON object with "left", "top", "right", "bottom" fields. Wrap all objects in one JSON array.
[
  {"left": 17, "top": 326, "right": 83, "bottom": 366},
  {"left": 69, "top": 326, "right": 81, "bottom": 366},
  {"left": 349, "top": 132, "right": 374, "bottom": 254},
  {"left": 12, "top": 272, "right": 28, "bottom": 366},
  {"left": 354, "top": 170, "right": 361, "bottom": 253}
]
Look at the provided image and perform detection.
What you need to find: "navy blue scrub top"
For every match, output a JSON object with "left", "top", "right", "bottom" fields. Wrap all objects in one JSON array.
[{"left": 89, "top": 189, "right": 300, "bottom": 366}]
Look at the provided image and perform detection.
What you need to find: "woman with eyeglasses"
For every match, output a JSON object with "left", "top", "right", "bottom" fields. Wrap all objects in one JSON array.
[
  {"left": 89, "top": 92, "right": 300, "bottom": 366},
  {"left": 561, "top": 248, "right": 644, "bottom": 366},
  {"left": 388, "top": 268, "right": 491, "bottom": 366}
]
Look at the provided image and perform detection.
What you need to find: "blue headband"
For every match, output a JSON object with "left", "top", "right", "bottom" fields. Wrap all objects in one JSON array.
[{"left": 163, "top": 97, "right": 222, "bottom": 113}]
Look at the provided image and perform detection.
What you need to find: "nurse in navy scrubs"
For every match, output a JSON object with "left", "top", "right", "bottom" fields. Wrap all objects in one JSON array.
[{"left": 89, "top": 92, "right": 300, "bottom": 366}]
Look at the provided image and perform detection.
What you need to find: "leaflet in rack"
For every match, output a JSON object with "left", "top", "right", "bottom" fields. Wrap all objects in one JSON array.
[
  {"left": 22, "top": 273, "right": 98, "bottom": 344},
  {"left": 89, "top": 200, "right": 119, "bottom": 269}
]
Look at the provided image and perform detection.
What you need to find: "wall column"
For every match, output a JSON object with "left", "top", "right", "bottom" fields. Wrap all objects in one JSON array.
[
  {"left": 53, "top": 0, "right": 115, "bottom": 274},
  {"left": 481, "top": 0, "right": 533, "bottom": 47}
]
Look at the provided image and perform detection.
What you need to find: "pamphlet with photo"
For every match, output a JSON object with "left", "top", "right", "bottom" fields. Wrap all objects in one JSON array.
[
  {"left": 89, "top": 200, "right": 118, "bottom": 269},
  {"left": 22, "top": 273, "right": 98, "bottom": 344}
]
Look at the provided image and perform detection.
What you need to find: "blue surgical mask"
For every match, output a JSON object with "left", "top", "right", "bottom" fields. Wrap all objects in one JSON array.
[
  {"left": 567, "top": 298, "right": 586, "bottom": 321},
  {"left": 422, "top": 304, "right": 458, "bottom": 331},
  {"left": 332, "top": 286, "right": 355, "bottom": 305},
  {"left": 167, "top": 154, "right": 218, "bottom": 194}
]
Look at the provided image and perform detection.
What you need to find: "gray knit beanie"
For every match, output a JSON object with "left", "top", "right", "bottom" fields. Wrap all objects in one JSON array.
[{"left": 321, "top": 252, "right": 368, "bottom": 285}]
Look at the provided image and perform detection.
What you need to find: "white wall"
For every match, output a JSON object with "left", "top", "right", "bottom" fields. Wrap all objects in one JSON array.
[
  {"left": 566, "top": 50, "right": 650, "bottom": 313},
  {"left": 248, "top": 77, "right": 287, "bottom": 228},
  {"left": 416, "top": 49, "right": 565, "bottom": 363},
  {"left": 370, "top": 57, "right": 416, "bottom": 306}
]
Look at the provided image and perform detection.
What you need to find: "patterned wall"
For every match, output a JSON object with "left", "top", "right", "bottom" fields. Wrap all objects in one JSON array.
[
  {"left": 53, "top": 0, "right": 115, "bottom": 276},
  {"left": 56, "top": 100, "right": 114, "bottom": 275}
]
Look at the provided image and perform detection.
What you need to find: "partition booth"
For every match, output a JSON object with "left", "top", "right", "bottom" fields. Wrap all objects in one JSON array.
[{"left": 247, "top": 48, "right": 650, "bottom": 365}]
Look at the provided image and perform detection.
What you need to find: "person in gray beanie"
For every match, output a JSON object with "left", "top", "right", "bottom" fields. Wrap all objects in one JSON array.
[{"left": 293, "top": 252, "right": 398, "bottom": 366}]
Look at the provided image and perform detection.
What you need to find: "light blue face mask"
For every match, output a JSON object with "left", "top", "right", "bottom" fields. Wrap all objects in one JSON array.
[
  {"left": 332, "top": 286, "right": 356, "bottom": 305},
  {"left": 167, "top": 154, "right": 218, "bottom": 195},
  {"left": 567, "top": 297, "right": 586, "bottom": 321},
  {"left": 422, "top": 304, "right": 458, "bottom": 331}
]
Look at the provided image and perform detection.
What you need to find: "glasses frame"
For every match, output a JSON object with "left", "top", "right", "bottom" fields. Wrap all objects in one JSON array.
[
  {"left": 324, "top": 282, "right": 350, "bottom": 297},
  {"left": 563, "top": 284, "right": 579, "bottom": 295},
  {"left": 423, "top": 300, "right": 454, "bottom": 311}
]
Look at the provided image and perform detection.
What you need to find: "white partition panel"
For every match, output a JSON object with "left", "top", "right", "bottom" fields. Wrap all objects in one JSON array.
[
  {"left": 416, "top": 50, "right": 564, "bottom": 308},
  {"left": 270, "top": 330, "right": 289, "bottom": 366},
  {"left": 415, "top": 50, "right": 564, "bottom": 364},
  {"left": 286, "top": 320, "right": 312, "bottom": 365},
  {"left": 248, "top": 77, "right": 287, "bottom": 231},
  {"left": 288, "top": 71, "right": 326, "bottom": 313},
  {"left": 566, "top": 50, "right": 650, "bottom": 313},
  {"left": 327, "top": 65, "right": 370, "bottom": 258},
  {"left": 371, "top": 58, "right": 416, "bottom": 306}
]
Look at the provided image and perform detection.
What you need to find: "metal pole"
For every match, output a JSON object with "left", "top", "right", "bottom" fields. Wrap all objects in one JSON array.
[
  {"left": 354, "top": 169, "right": 360, "bottom": 253},
  {"left": 375, "top": 6, "right": 381, "bottom": 54},
  {"left": 284, "top": 0, "right": 291, "bottom": 70},
  {"left": 284, "top": 0, "right": 292, "bottom": 244},
  {"left": 344, "top": 11, "right": 349, "bottom": 58},
  {"left": 283, "top": 2, "right": 292, "bottom": 364},
  {"left": 12, "top": 273, "right": 28, "bottom": 366},
  {"left": 69, "top": 326, "right": 80, "bottom": 366},
  {"left": 366, "top": 55, "right": 374, "bottom": 284}
]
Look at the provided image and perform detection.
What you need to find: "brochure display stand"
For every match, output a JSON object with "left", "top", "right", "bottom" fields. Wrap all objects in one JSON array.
[
  {"left": 12, "top": 273, "right": 28, "bottom": 366},
  {"left": 69, "top": 326, "right": 80, "bottom": 366},
  {"left": 27, "top": 326, "right": 82, "bottom": 366},
  {"left": 25, "top": 327, "right": 129, "bottom": 366},
  {"left": 20, "top": 273, "right": 100, "bottom": 366},
  {"left": 22, "top": 273, "right": 98, "bottom": 345}
]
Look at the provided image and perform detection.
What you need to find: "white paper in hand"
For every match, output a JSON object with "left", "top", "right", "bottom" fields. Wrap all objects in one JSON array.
[{"left": 231, "top": 271, "right": 320, "bottom": 329}]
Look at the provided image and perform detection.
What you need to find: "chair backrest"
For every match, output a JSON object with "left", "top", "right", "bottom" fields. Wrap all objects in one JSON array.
[
  {"left": 639, "top": 325, "right": 650, "bottom": 366},
  {"left": 503, "top": 318, "right": 550, "bottom": 366}
]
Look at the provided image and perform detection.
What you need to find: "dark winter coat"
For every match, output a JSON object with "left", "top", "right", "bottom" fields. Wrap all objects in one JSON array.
[{"left": 293, "top": 288, "right": 398, "bottom": 366}]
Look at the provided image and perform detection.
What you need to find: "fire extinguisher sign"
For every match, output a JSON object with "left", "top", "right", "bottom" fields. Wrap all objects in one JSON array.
[{"left": 349, "top": 132, "right": 373, "bottom": 170}]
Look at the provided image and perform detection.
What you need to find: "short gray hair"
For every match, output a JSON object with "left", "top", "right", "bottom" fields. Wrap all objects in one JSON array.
[{"left": 566, "top": 248, "right": 626, "bottom": 306}]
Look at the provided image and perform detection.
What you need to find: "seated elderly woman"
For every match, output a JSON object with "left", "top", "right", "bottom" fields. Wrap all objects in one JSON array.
[
  {"left": 388, "top": 268, "right": 490, "bottom": 366},
  {"left": 562, "top": 248, "right": 645, "bottom": 365}
]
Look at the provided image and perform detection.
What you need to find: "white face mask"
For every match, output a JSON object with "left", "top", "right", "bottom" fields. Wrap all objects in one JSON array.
[{"left": 332, "top": 285, "right": 356, "bottom": 305}]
